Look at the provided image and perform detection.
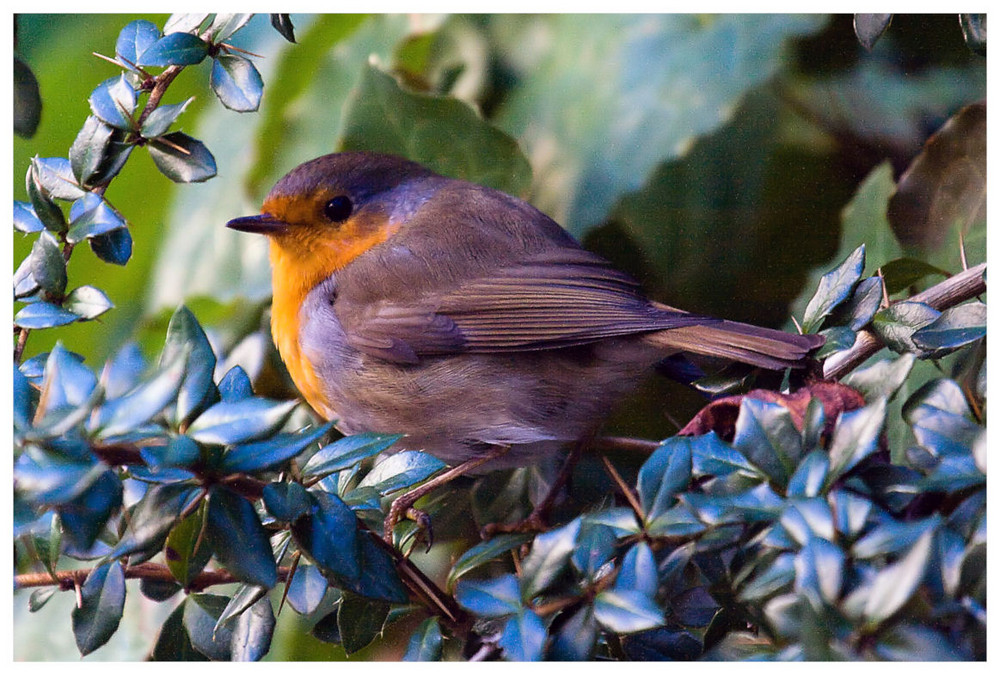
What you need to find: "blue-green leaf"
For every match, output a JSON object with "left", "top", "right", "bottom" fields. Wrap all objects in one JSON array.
[
  {"left": 911, "top": 302, "right": 986, "bottom": 353},
  {"left": 853, "top": 517, "right": 939, "bottom": 559},
  {"left": 138, "top": 32, "right": 210, "bottom": 67},
  {"left": 222, "top": 423, "right": 333, "bottom": 473},
  {"left": 862, "top": 528, "right": 935, "bottom": 624},
  {"left": 218, "top": 365, "right": 253, "bottom": 401},
  {"left": 262, "top": 482, "right": 312, "bottom": 523},
  {"left": 825, "top": 398, "right": 886, "bottom": 485},
  {"left": 211, "top": 54, "right": 264, "bottom": 112},
  {"left": 89, "top": 227, "right": 133, "bottom": 265},
  {"left": 794, "top": 537, "right": 845, "bottom": 608},
  {"left": 110, "top": 484, "right": 202, "bottom": 558},
  {"left": 802, "top": 245, "right": 865, "bottom": 333},
  {"left": 446, "top": 532, "right": 534, "bottom": 591},
  {"left": 738, "top": 552, "right": 795, "bottom": 602},
  {"left": 593, "top": 589, "right": 664, "bottom": 633},
  {"left": 872, "top": 301, "right": 941, "bottom": 354},
  {"left": 58, "top": 471, "right": 123, "bottom": 552},
  {"left": 30, "top": 231, "right": 67, "bottom": 296},
  {"left": 615, "top": 542, "right": 658, "bottom": 598},
  {"left": 786, "top": 450, "right": 830, "bottom": 498},
  {"left": 571, "top": 523, "right": 617, "bottom": 578},
  {"left": 498, "top": 609, "right": 546, "bottom": 661},
  {"left": 209, "top": 13, "right": 253, "bottom": 42},
  {"left": 290, "top": 490, "right": 360, "bottom": 582},
  {"left": 141, "top": 435, "right": 201, "bottom": 469},
  {"left": 285, "top": 564, "right": 328, "bottom": 615},
  {"left": 732, "top": 398, "right": 801, "bottom": 486},
  {"left": 637, "top": 437, "right": 693, "bottom": 522},
  {"left": 70, "top": 116, "right": 133, "bottom": 187},
  {"left": 63, "top": 285, "right": 113, "bottom": 320},
  {"left": 301, "top": 432, "right": 404, "bottom": 478},
  {"left": 830, "top": 275, "right": 884, "bottom": 330},
  {"left": 26, "top": 159, "right": 66, "bottom": 232},
  {"left": 270, "top": 14, "right": 296, "bottom": 42},
  {"left": 356, "top": 450, "right": 446, "bottom": 495},
  {"left": 337, "top": 592, "right": 389, "bottom": 655},
  {"left": 160, "top": 305, "right": 218, "bottom": 427},
  {"left": 815, "top": 326, "right": 857, "bottom": 359},
  {"left": 88, "top": 75, "right": 137, "bottom": 130},
  {"left": 148, "top": 132, "right": 217, "bottom": 183},
  {"left": 14, "top": 451, "right": 104, "bottom": 506},
  {"left": 229, "top": 593, "right": 275, "bottom": 661},
  {"left": 690, "top": 431, "right": 759, "bottom": 478},
  {"left": 455, "top": 574, "right": 521, "bottom": 618},
  {"left": 205, "top": 487, "right": 278, "bottom": 589},
  {"left": 188, "top": 398, "right": 297, "bottom": 445},
  {"left": 31, "top": 156, "right": 86, "bottom": 200},
  {"left": 402, "top": 616, "right": 442, "bottom": 661},
  {"left": 140, "top": 97, "right": 194, "bottom": 139},
  {"left": 94, "top": 348, "right": 187, "bottom": 438},
  {"left": 519, "top": 518, "right": 581, "bottom": 599},
  {"left": 14, "top": 200, "right": 44, "bottom": 233},
  {"left": 549, "top": 606, "right": 597, "bottom": 661},
  {"left": 183, "top": 594, "right": 232, "bottom": 661},
  {"left": 842, "top": 354, "right": 916, "bottom": 402},
  {"left": 71, "top": 562, "right": 126, "bottom": 656},
  {"left": 115, "top": 19, "right": 160, "bottom": 68}
]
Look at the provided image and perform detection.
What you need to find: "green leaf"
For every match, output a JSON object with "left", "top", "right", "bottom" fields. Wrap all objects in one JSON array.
[
  {"left": 210, "top": 54, "right": 264, "bottom": 112},
  {"left": 301, "top": 432, "right": 404, "bottom": 478},
  {"left": 30, "top": 156, "right": 86, "bottom": 200},
  {"left": 571, "top": 523, "right": 617, "bottom": 578},
  {"left": 218, "top": 365, "right": 253, "bottom": 401},
  {"left": 340, "top": 62, "right": 532, "bottom": 197},
  {"left": 637, "top": 437, "right": 693, "bottom": 522},
  {"left": 853, "top": 14, "right": 892, "bottom": 50},
  {"left": 88, "top": 75, "right": 137, "bottom": 130},
  {"left": 270, "top": 14, "right": 296, "bottom": 42},
  {"left": 690, "top": 431, "right": 760, "bottom": 478},
  {"left": 780, "top": 498, "right": 836, "bottom": 545},
  {"left": 494, "top": 14, "right": 827, "bottom": 233},
  {"left": 71, "top": 562, "right": 126, "bottom": 656},
  {"left": 89, "top": 227, "right": 133, "bottom": 265},
  {"left": 110, "top": 484, "right": 202, "bottom": 558},
  {"left": 356, "top": 451, "right": 446, "bottom": 496},
  {"left": 208, "top": 14, "right": 253, "bottom": 43},
  {"left": 815, "top": 326, "right": 856, "bottom": 359},
  {"left": 290, "top": 490, "right": 360, "bottom": 583},
  {"left": 786, "top": 451, "right": 830, "bottom": 499},
  {"left": 70, "top": 116, "right": 133, "bottom": 187},
  {"left": 738, "top": 552, "right": 795, "bottom": 602},
  {"left": 115, "top": 19, "right": 160, "bottom": 68},
  {"left": 151, "top": 600, "right": 209, "bottom": 661},
  {"left": 549, "top": 606, "right": 597, "bottom": 660},
  {"left": 94, "top": 346, "right": 187, "bottom": 438},
  {"left": 57, "top": 470, "right": 123, "bottom": 552},
  {"left": 520, "top": 518, "right": 581, "bottom": 599},
  {"left": 829, "top": 490, "right": 873, "bottom": 539},
  {"left": 160, "top": 305, "right": 218, "bottom": 427},
  {"left": 593, "top": 589, "right": 665, "bottom": 633},
  {"left": 872, "top": 301, "right": 942, "bottom": 354},
  {"left": 732, "top": 398, "right": 801, "bottom": 487},
  {"left": 455, "top": 574, "right": 521, "bottom": 618},
  {"left": 164, "top": 506, "right": 212, "bottom": 586},
  {"left": 13, "top": 55, "right": 41, "bottom": 137},
  {"left": 205, "top": 486, "right": 278, "bottom": 588},
  {"left": 875, "top": 623, "right": 969, "bottom": 661},
  {"left": 229, "top": 594, "right": 274, "bottom": 661},
  {"left": 140, "top": 98, "right": 194, "bottom": 138},
  {"left": 14, "top": 301, "right": 79, "bottom": 329},
  {"left": 164, "top": 14, "right": 211, "bottom": 35},
  {"left": 911, "top": 302, "right": 986, "bottom": 353},
  {"left": 67, "top": 192, "right": 127, "bottom": 244},
  {"left": 222, "top": 422, "right": 332, "bottom": 473},
  {"left": 402, "top": 617, "right": 442, "bottom": 661},
  {"left": 285, "top": 564, "right": 328, "bottom": 615},
  {"left": 138, "top": 31, "right": 210, "bottom": 66},
  {"left": 148, "top": 132, "right": 217, "bottom": 183},
  {"left": 880, "top": 257, "right": 950, "bottom": 295},
  {"left": 825, "top": 398, "right": 886, "bottom": 485},
  {"left": 902, "top": 379, "right": 981, "bottom": 458},
  {"left": 26, "top": 159, "right": 66, "bottom": 232},
  {"left": 794, "top": 537, "right": 844, "bottom": 608},
  {"left": 646, "top": 503, "right": 707, "bottom": 538},
  {"left": 188, "top": 398, "right": 296, "bottom": 446},
  {"left": 338, "top": 592, "right": 389, "bottom": 655},
  {"left": 802, "top": 245, "right": 865, "bottom": 333},
  {"left": 14, "top": 200, "right": 44, "bottom": 233},
  {"left": 446, "top": 532, "right": 534, "bottom": 591},
  {"left": 842, "top": 353, "right": 916, "bottom": 402},
  {"left": 262, "top": 481, "right": 313, "bottom": 523},
  {"left": 862, "top": 527, "right": 935, "bottom": 625},
  {"left": 829, "top": 275, "right": 884, "bottom": 330},
  {"left": 615, "top": 542, "right": 657, "bottom": 598},
  {"left": 498, "top": 609, "right": 546, "bottom": 661},
  {"left": 183, "top": 594, "right": 233, "bottom": 661},
  {"left": 63, "top": 286, "right": 114, "bottom": 320},
  {"left": 28, "top": 587, "right": 58, "bottom": 613},
  {"left": 30, "top": 231, "right": 66, "bottom": 296}
]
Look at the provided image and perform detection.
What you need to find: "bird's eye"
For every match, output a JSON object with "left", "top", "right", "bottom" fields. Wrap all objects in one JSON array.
[{"left": 323, "top": 196, "right": 353, "bottom": 223}]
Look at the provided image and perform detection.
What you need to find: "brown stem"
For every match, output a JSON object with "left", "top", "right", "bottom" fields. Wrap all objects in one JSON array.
[
  {"left": 137, "top": 65, "right": 183, "bottom": 128},
  {"left": 14, "top": 326, "right": 30, "bottom": 364},
  {"left": 823, "top": 262, "right": 987, "bottom": 380}
]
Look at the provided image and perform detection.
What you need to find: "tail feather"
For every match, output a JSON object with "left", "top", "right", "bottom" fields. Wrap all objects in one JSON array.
[{"left": 644, "top": 320, "right": 824, "bottom": 370}]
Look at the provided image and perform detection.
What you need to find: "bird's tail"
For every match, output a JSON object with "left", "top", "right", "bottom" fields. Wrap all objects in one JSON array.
[{"left": 643, "top": 318, "right": 824, "bottom": 370}]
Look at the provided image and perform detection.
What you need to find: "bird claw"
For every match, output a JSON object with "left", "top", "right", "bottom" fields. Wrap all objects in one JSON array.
[
  {"left": 480, "top": 511, "right": 549, "bottom": 539},
  {"left": 384, "top": 498, "right": 434, "bottom": 552}
]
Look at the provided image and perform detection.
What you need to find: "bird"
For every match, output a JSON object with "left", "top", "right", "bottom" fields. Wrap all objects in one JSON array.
[{"left": 226, "top": 151, "right": 823, "bottom": 542}]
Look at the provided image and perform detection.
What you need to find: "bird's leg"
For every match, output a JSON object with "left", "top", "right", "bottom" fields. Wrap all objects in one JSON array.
[
  {"left": 385, "top": 444, "right": 511, "bottom": 546},
  {"left": 482, "top": 440, "right": 584, "bottom": 537}
]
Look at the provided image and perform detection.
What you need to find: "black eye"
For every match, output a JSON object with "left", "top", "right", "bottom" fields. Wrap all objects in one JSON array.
[{"left": 323, "top": 196, "right": 353, "bottom": 222}]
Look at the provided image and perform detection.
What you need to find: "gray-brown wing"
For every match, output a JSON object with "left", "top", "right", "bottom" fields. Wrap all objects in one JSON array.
[{"left": 340, "top": 250, "right": 716, "bottom": 363}]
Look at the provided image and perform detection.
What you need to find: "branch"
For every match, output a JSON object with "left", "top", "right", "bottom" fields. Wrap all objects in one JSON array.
[{"left": 823, "top": 262, "right": 986, "bottom": 380}]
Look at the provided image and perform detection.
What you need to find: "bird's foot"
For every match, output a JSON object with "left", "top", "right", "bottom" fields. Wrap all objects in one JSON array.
[
  {"left": 384, "top": 498, "right": 434, "bottom": 552},
  {"left": 480, "top": 509, "right": 550, "bottom": 539}
]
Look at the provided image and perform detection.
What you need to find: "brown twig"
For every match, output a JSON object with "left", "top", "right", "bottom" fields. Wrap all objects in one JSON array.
[{"left": 823, "top": 262, "right": 986, "bottom": 381}]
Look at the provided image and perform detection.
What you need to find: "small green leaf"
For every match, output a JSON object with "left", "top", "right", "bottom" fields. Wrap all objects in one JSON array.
[
  {"left": 218, "top": 365, "right": 253, "bottom": 401},
  {"left": 911, "top": 302, "right": 986, "bottom": 353},
  {"left": 14, "top": 302, "right": 79, "bottom": 329},
  {"left": 222, "top": 423, "right": 333, "bottom": 473},
  {"left": 290, "top": 490, "right": 360, "bottom": 583},
  {"left": 571, "top": 523, "right": 617, "bottom": 578},
  {"left": 88, "top": 75, "right": 137, "bottom": 130},
  {"left": 872, "top": 301, "right": 942, "bottom": 354},
  {"left": 188, "top": 398, "right": 296, "bottom": 446},
  {"left": 498, "top": 609, "right": 546, "bottom": 661},
  {"left": 786, "top": 451, "right": 829, "bottom": 498},
  {"left": 338, "top": 592, "right": 389, "bottom": 655},
  {"left": 57, "top": 470, "right": 123, "bottom": 552},
  {"left": 831, "top": 275, "right": 884, "bottom": 330},
  {"left": 70, "top": 116, "right": 133, "bottom": 187},
  {"left": 637, "top": 437, "right": 693, "bottom": 522},
  {"left": 262, "top": 481, "right": 313, "bottom": 523},
  {"left": 151, "top": 600, "right": 208, "bottom": 661},
  {"left": 549, "top": 606, "right": 597, "bottom": 660},
  {"left": 215, "top": 584, "right": 268, "bottom": 632},
  {"left": 802, "top": 245, "right": 865, "bottom": 333},
  {"left": 853, "top": 14, "right": 892, "bottom": 50},
  {"left": 141, "top": 97, "right": 194, "bottom": 138},
  {"left": 593, "top": 589, "right": 665, "bottom": 633},
  {"left": 230, "top": 594, "right": 275, "bottom": 661},
  {"left": 115, "top": 20, "right": 160, "bottom": 68},
  {"left": 402, "top": 616, "right": 442, "bottom": 661},
  {"left": 815, "top": 326, "right": 856, "bottom": 359},
  {"left": 71, "top": 562, "right": 126, "bottom": 656},
  {"left": 30, "top": 231, "right": 67, "bottom": 295},
  {"left": 285, "top": 564, "right": 328, "bottom": 615},
  {"left": 519, "top": 518, "right": 581, "bottom": 599},
  {"left": 301, "top": 432, "right": 404, "bottom": 478},
  {"left": 270, "top": 14, "right": 296, "bottom": 42},
  {"left": 794, "top": 537, "right": 845, "bottom": 609},
  {"left": 842, "top": 353, "right": 916, "bottom": 402},
  {"left": 138, "top": 32, "right": 210, "bottom": 67},
  {"left": 455, "top": 574, "right": 521, "bottom": 618},
  {"left": 14, "top": 200, "right": 44, "bottom": 233},
  {"left": 902, "top": 379, "right": 980, "bottom": 458},
  {"left": 94, "top": 347, "right": 187, "bottom": 438},
  {"left": 446, "top": 532, "right": 534, "bottom": 591},
  {"left": 211, "top": 54, "right": 263, "bottom": 112},
  {"left": 30, "top": 157, "right": 85, "bottom": 201},
  {"left": 356, "top": 451, "right": 446, "bottom": 496},
  {"left": 208, "top": 14, "right": 253, "bottom": 42},
  {"left": 738, "top": 552, "right": 795, "bottom": 602},
  {"left": 862, "top": 527, "right": 936, "bottom": 625},
  {"left": 164, "top": 505, "right": 212, "bottom": 585},
  {"left": 89, "top": 227, "right": 133, "bottom": 265},
  {"left": 111, "top": 484, "right": 202, "bottom": 558},
  {"left": 205, "top": 486, "right": 278, "bottom": 588},
  {"left": 732, "top": 398, "right": 801, "bottom": 487},
  {"left": 646, "top": 503, "right": 707, "bottom": 538},
  {"left": 29, "top": 587, "right": 58, "bottom": 612},
  {"left": 63, "top": 286, "right": 113, "bottom": 320},
  {"left": 148, "top": 132, "right": 218, "bottom": 183},
  {"left": 26, "top": 160, "right": 66, "bottom": 232},
  {"left": 164, "top": 14, "right": 211, "bottom": 35},
  {"left": 880, "top": 257, "right": 950, "bottom": 295},
  {"left": 183, "top": 594, "right": 232, "bottom": 661},
  {"left": 160, "top": 305, "right": 218, "bottom": 427},
  {"left": 615, "top": 542, "right": 658, "bottom": 598},
  {"left": 825, "top": 398, "right": 886, "bottom": 485}
]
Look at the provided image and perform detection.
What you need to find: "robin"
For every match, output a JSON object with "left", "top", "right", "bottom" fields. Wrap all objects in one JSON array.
[{"left": 227, "top": 151, "right": 822, "bottom": 542}]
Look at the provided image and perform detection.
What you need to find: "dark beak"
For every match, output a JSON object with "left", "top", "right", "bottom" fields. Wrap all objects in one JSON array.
[{"left": 226, "top": 213, "right": 289, "bottom": 235}]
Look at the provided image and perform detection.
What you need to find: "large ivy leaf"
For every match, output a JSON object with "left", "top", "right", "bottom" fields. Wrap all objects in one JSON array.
[
  {"left": 493, "top": 14, "right": 827, "bottom": 234},
  {"left": 339, "top": 62, "right": 532, "bottom": 197}
]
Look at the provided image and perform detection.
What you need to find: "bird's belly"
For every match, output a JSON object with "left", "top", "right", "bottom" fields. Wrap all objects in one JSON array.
[{"left": 297, "top": 282, "right": 656, "bottom": 468}]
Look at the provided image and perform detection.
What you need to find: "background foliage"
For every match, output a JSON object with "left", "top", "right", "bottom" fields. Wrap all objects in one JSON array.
[{"left": 12, "top": 13, "right": 986, "bottom": 661}]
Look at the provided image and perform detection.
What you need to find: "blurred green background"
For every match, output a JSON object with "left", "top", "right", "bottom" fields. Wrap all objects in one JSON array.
[{"left": 13, "top": 13, "right": 985, "bottom": 660}]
